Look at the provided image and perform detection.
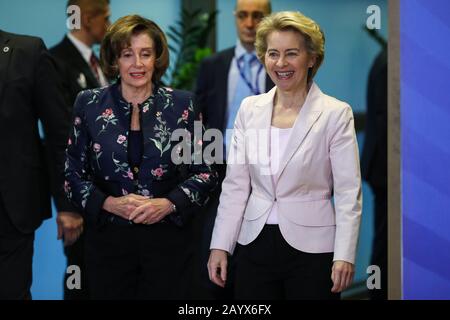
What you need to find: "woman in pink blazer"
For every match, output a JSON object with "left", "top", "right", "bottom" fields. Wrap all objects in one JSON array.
[{"left": 208, "top": 11, "right": 362, "bottom": 299}]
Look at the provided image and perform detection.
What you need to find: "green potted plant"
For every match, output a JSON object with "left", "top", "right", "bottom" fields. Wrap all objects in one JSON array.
[{"left": 164, "top": 7, "right": 218, "bottom": 90}]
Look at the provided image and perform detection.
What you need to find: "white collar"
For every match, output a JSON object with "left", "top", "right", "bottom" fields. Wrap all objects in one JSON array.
[
  {"left": 234, "top": 40, "right": 256, "bottom": 59},
  {"left": 67, "top": 32, "right": 93, "bottom": 64}
]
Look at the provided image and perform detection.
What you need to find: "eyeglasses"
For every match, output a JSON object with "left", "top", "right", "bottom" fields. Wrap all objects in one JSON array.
[{"left": 235, "top": 11, "right": 266, "bottom": 22}]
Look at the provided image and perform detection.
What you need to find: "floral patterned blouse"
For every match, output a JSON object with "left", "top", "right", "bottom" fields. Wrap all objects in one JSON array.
[{"left": 64, "top": 81, "right": 218, "bottom": 226}]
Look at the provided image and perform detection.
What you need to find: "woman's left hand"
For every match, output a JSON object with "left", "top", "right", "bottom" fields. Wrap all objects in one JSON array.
[
  {"left": 331, "top": 260, "right": 355, "bottom": 293},
  {"left": 128, "top": 198, "right": 174, "bottom": 225}
]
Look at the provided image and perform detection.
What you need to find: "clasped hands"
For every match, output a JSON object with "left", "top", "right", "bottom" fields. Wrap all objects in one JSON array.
[{"left": 102, "top": 194, "right": 174, "bottom": 225}]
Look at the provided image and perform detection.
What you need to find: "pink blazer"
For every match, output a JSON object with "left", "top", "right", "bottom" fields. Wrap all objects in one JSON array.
[{"left": 210, "top": 83, "right": 362, "bottom": 264}]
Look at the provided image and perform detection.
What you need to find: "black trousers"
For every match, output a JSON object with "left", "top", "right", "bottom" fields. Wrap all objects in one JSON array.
[
  {"left": 234, "top": 225, "right": 340, "bottom": 300},
  {"left": 0, "top": 195, "right": 34, "bottom": 300},
  {"left": 63, "top": 232, "right": 89, "bottom": 300},
  {"left": 194, "top": 164, "right": 236, "bottom": 300},
  {"left": 85, "top": 218, "right": 194, "bottom": 300}
]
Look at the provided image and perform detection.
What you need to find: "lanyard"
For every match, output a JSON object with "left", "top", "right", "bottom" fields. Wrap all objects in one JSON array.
[{"left": 236, "top": 54, "right": 263, "bottom": 95}]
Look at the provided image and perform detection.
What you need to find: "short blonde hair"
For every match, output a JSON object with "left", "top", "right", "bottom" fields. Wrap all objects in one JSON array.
[
  {"left": 255, "top": 11, "right": 325, "bottom": 83},
  {"left": 100, "top": 15, "right": 169, "bottom": 82}
]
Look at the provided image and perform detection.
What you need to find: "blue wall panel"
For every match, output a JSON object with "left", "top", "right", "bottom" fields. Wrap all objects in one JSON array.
[{"left": 401, "top": 0, "right": 450, "bottom": 299}]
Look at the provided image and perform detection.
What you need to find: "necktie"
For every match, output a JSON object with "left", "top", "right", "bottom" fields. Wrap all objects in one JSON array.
[
  {"left": 224, "top": 53, "right": 256, "bottom": 157},
  {"left": 89, "top": 53, "right": 101, "bottom": 84}
]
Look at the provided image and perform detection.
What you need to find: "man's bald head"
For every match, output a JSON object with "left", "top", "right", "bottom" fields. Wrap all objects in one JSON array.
[{"left": 234, "top": 0, "right": 272, "bottom": 51}]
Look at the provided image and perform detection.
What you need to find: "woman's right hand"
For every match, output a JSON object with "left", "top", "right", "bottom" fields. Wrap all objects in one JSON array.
[
  {"left": 207, "top": 249, "right": 228, "bottom": 288},
  {"left": 102, "top": 194, "right": 150, "bottom": 220}
]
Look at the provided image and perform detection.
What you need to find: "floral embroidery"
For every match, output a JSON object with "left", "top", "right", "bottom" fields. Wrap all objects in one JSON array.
[
  {"left": 93, "top": 143, "right": 101, "bottom": 152},
  {"left": 152, "top": 168, "right": 164, "bottom": 177},
  {"left": 64, "top": 181, "right": 72, "bottom": 199},
  {"left": 87, "top": 88, "right": 101, "bottom": 105},
  {"left": 112, "top": 152, "right": 133, "bottom": 180},
  {"left": 198, "top": 173, "right": 210, "bottom": 181},
  {"left": 181, "top": 186, "right": 202, "bottom": 206},
  {"left": 93, "top": 143, "right": 102, "bottom": 169},
  {"left": 191, "top": 173, "right": 212, "bottom": 185},
  {"left": 117, "top": 134, "right": 127, "bottom": 145},
  {"left": 151, "top": 165, "right": 168, "bottom": 180},
  {"left": 158, "top": 87, "right": 173, "bottom": 110},
  {"left": 72, "top": 126, "right": 80, "bottom": 145},
  {"left": 150, "top": 112, "right": 171, "bottom": 156},
  {"left": 80, "top": 185, "right": 91, "bottom": 208},
  {"left": 142, "top": 101, "right": 150, "bottom": 113},
  {"left": 95, "top": 108, "right": 118, "bottom": 136},
  {"left": 118, "top": 99, "right": 131, "bottom": 116},
  {"left": 137, "top": 183, "right": 153, "bottom": 197},
  {"left": 126, "top": 169, "right": 134, "bottom": 180},
  {"left": 177, "top": 99, "right": 194, "bottom": 125},
  {"left": 177, "top": 109, "right": 189, "bottom": 125}
]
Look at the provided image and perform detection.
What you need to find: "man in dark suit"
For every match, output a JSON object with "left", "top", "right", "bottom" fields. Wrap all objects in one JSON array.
[
  {"left": 194, "top": 0, "right": 273, "bottom": 299},
  {"left": 0, "top": 30, "right": 70, "bottom": 300},
  {"left": 50, "top": 0, "right": 110, "bottom": 300},
  {"left": 361, "top": 48, "right": 387, "bottom": 300}
]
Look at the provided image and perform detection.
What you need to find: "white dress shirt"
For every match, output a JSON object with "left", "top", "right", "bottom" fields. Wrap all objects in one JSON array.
[{"left": 67, "top": 33, "right": 108, "bottom": 87}]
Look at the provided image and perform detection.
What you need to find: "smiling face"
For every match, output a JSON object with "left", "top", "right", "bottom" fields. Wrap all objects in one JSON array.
[
  {"left": 117, "top": 32, "right": 155, "bottom": 92},
  {"left": 265, "top": 30, "right": 316, "bottom": 93}
]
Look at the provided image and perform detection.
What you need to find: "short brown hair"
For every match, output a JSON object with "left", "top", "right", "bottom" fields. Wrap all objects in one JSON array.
[
  {"left": 100, "top": 15, "right": 170, "bottom": 82},
  {"left": 66, "top": 0, "right": 109, "bottom": 17},
  {"left": 255, "top": 11, "right": 325, "bottom": 83}
]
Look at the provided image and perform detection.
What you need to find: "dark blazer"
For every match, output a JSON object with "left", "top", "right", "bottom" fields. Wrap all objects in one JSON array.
[
  {"left": 361, "top": 49, "right": 387, "bottom": 189},
  {"left": 0, "top": 30, "right": 71, "bottom": 233},
  {"left": 195, "top": 47, "right": 274, "bottom": 131},
  {"left": 50, "top": 36, "right": 101, "bottom": 110},
  {"left": 65, "top": 82, "right": 218, "bottom": 227}
]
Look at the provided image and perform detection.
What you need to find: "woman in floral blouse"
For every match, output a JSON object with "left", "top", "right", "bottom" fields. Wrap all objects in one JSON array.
[{"left": 64, "top": 15, "right": 218, "bottom": 299}]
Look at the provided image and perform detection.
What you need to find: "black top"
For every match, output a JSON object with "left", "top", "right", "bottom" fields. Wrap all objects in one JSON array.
[{"left": 128, "top": 130, "right": 143, "bottom": 177}]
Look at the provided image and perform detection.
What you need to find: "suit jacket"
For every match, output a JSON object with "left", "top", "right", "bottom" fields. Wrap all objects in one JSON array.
[
  {"left": 50, "top": 36, "right": 101, "bottom": 110},
  {"left": 65, "top": 82, "right": 218, "bottom": 227},
  {"left": 210, "top": 83, "right": 362, "bottom": 264},
  {"left": 361, "top": 49, "right": 387, "bottom": 190},
  {"left": 0, "top": 30, "right": 71, "bottom": 233},
  {"left": 195, "top": 47, "right": 274, "bottom": 131}
]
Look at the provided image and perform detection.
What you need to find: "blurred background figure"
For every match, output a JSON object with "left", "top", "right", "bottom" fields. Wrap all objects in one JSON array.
[
  {"left": 194, "top": 0, "right": 273, "bottom": 299},
  {"left": 361, "top": 47, "right": 387, "bottom": 300},
  {"left": 49, "top": 0, "right": 111, "bottom": 300},
  {"left": 0, "top": 29, "right": 70, "bottom": 299}
]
